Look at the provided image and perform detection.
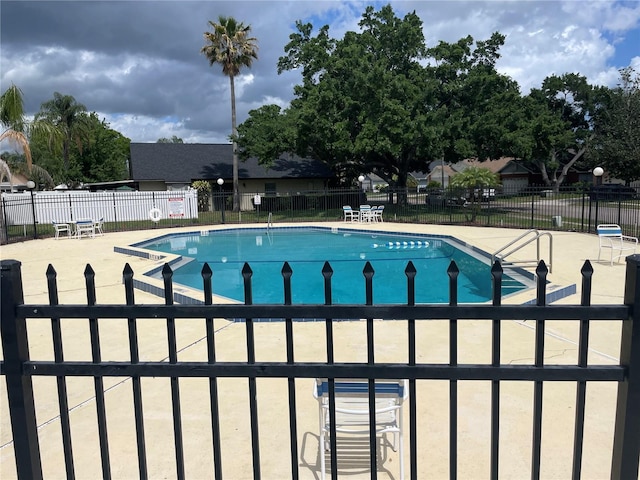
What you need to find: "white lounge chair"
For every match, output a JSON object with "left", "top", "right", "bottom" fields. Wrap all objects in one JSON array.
[
  {"left": 313, "top": 378, "right": 408, "bottom": 479},
  {"left": 52, "top": 221, "right": 71, "bottom": 239},
  {"left": 597, "top": 224, "right": 638, "bottom": 265},
  {"left": 343, "top": 206, "right": 358, "bottom": 222}
]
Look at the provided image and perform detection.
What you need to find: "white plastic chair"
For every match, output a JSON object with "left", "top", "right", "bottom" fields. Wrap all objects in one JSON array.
[
  {"left": 94, "top": 217, "right": 104, "bottom": 236},
  {"left": 373, "top": 205, "right": 384, "bottom": 222},
  {"left": 342, "top": 206, "right": 358, "bottom": 222},
  {"left": 359, "top": 205, "right": 373, "bottom": 222},
  {"left": 75, "top": 219, "right": 95, "bottom": 239},
  {"left": 313, "top": 378, "right": 408, "bottom": 479},
  {"left": 597, "top": 224, "right": 638, "bottom": 265},
  {"left": 52, "top": 221, "right": 71, "bottom": 239}
]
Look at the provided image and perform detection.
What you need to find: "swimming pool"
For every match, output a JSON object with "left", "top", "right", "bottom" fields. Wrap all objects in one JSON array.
[{"left": 135, "top": 227, "right": 531, "bottom": 304}]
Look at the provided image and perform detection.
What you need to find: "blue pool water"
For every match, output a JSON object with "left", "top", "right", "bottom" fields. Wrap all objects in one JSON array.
[{"left": 137, "top": 227, "right": 529, "bottom": 304}]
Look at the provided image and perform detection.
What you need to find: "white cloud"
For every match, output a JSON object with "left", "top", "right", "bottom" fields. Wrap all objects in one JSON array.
[{"left": 2, "top": 1, "right": 639, "bottom": 144}]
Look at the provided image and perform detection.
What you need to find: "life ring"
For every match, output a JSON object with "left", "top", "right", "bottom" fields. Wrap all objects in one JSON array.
[{"left": 149, "top": 208, "right": 162, "bottom": 223}]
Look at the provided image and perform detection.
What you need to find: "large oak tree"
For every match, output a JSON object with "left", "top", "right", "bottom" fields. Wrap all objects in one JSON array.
[{"left": 237, "top": 5, "right": 518, "bottom": 203}]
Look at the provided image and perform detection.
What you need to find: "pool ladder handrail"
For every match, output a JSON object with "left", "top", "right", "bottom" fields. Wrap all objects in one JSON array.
[
  {"left": 267, "top": 212, "right": 273, "bottom": 231},
  {"left": 491, "top": 229, "right": 553, "bottom": 273}
]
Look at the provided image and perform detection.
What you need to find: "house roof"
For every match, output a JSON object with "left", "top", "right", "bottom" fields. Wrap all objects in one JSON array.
[
  {"left": 427, "top": 164, "right": 457, "bottom": 179},
  {"left": 129, "top": 143, "right": 334, "bottom": 183},
  {"left": 453, "top": 157, "right": 515, "bottom": 174}
]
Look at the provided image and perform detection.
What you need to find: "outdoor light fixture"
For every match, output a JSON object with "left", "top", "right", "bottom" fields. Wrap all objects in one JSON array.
[
  {"left": 357, "top": 175, "right": 366, "bottom": 204},
  {"left": 592, "top": 166, "right": 604, "bottom": 230},
  {"left": 216, "top": 178, "right": 225, "bottom": 224},
  {"left": 26, "top": 181, "right": 37, "bottom": 239}
]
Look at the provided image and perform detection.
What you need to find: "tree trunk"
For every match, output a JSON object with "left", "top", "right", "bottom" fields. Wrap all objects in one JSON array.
[
  {"left": 230, "top": 75, "right": 240, "bottom": 212},
  {"left": 537, "top": 159, "right": 552, "bottom": 186},
  {"left": 557, "top": 145, "right": 587, "bottom": 189}
]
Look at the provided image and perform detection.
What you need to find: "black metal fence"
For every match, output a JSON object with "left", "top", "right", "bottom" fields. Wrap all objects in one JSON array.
[
  {"left": 2, "top": 185, "right": 639, "bottom": 243},
  {"left": 1, "top": 256, "right": 639, "bottom": 479}
]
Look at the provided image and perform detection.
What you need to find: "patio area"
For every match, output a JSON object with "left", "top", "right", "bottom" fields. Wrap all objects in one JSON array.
[{"left": 0, "top": 223, "right": 633, "bottom": 479}]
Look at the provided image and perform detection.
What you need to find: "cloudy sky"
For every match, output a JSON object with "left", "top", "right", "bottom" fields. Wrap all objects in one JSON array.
[{"left": 2, "top": 0, "right": 639, "bottom": 145}]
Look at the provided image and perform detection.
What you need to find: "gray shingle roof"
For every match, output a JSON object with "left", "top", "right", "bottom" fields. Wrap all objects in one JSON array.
[{"left": 130, "top": 143, "right": 333, "bottom": 182}]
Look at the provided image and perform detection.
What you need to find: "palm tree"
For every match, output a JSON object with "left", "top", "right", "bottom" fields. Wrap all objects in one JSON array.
[
  {"left": 201, "top": 16, "right": 258, "bottom": 212},
  {"left": 1, "top": 84, "right": 32, "bottom": 244},
  {"left": 35, "top": 92, "right": 89, "bottom": 180},
  {"left": 1, "top": 84, "right": 33, "bottom": 171},
  {"left": 450, "top": 166, "right": 500, "bottom": 222}
]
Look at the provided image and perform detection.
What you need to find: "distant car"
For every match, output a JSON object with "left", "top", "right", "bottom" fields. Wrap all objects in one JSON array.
[
  {"left": 590, "top": 184, "right": 638, "bottom": 201},
  {"left": 467, "top": 187, "right": 496, "bottom": 201},
  {"left": 425, "top": 188, "right": 467, "bottom": 207}
]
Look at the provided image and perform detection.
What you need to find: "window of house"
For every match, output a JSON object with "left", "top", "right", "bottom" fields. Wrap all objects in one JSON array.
[{"left": 265, "top": 183, "right": 276, "bottom": 195}]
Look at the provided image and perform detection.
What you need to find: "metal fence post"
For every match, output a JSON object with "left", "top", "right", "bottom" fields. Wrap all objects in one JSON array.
[
  {"left": 0, "top": 260, "right": 42, "bottom": 480},
  {"left": 611, "top": 254, "right": 640, "bottom": 480}
]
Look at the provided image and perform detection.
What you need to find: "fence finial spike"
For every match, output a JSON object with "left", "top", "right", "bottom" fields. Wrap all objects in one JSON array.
[
  {"left": 242, "top": 262, "right": 253, "bottom": 277},
  {"left": 536, "top": 260, "right": 549, "bottom": 276},
  {"left": 491, "top": 260, "right": 503, "bottom": 273},
  {"left": 281, "top": 262, "right": 293, "bottom": 278},
  {"left": 161, "top": 263, "right": 173, "bottom": 278},
  {"left": 201, "top": 262, "right": 212, "bottom": 278},
  {"left": 405, "top": 261, "right": 417, "bottom": 278},
  {"left": 46, "top": 264, "right": 56, "bottom": 277},
  {"left": 322, "top": 261, "right": 333, "bottom": 277},
  {"left": 84, "top": 264, "right": 95, "bottom": 277},
  {"left": 580, "top": 260, "right": 594, "bottom": 277},
  {"left": 363, "top": 261, "right": 375, "bottom": 278},
  {"left": 123, "top": 263, "right": 133, "bottom": 277},
  {"left": 447, "top": 260, "right": 459, "bottom": 277}
]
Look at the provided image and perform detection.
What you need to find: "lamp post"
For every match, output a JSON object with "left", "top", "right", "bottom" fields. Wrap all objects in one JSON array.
[
  {"left": 217, "top": 178, "right": 225, "bottom": 224},
  {"left": 26, "top": 180, "right": 37, "bottom": 239},
  {"left": 593, "top": 167, "right": 603, "bottom": 229},
  {"left": 358, "top": 175, "right": 365, "bottom": 205}
]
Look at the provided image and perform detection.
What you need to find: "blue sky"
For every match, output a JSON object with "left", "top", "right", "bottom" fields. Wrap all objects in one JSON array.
[
  {"left": 608, "top": 27, "right": 640, "bottom": 68},
  {"left": 2, "top": 1, "right": 639, "bottom": 144}
]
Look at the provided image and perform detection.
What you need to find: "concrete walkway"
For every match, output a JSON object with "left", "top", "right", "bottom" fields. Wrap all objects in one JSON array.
[{"left": 0, "top": 223, "right": 634, "bottom": 479}]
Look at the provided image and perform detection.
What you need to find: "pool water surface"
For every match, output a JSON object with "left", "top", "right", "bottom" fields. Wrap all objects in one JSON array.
[{"left": 136, "top": 227, "right": 530, "bottom": 304}]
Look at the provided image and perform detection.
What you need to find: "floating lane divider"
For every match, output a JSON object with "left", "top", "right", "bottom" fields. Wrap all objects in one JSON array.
[{"left": 371, "top": 240, "right": 430, "bottom": 249}]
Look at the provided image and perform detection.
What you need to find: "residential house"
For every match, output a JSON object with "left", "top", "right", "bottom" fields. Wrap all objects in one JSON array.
[
  {"left": 426, "top": 157, "right": 590, "bottom": 194},
  {"left": 129, "top": 143, "right": 334, "bottom": 210},
  {"left": 360, "top": 173, "right": 388, "bottom": 192}
]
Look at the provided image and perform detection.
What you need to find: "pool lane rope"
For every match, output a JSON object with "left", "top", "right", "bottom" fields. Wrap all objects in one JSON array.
[{"left": 371, "top": 241, "right": 429, "bottom": 249}]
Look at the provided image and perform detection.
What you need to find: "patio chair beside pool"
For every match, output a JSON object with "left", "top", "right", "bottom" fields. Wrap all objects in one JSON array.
[
  {"left": 313, "top": 378, "right": 408, "bottom": 479},
  {"left": 75, "top": 219, "right": 96, "bottom": 239},
  {"left": 52, "top": 221, "right": 71, "bottom": 239},
  {"left": 597, "top": 224, "right": 638, "bottom": 265}
]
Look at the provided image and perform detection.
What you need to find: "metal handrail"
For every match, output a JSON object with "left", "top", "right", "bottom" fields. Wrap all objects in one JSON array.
[{"left": 491, "top": 229, "right": 553, "bottom": 273}]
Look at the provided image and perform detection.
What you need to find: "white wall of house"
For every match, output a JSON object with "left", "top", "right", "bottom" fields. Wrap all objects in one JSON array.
[
  {"left": 239, "top": 178, "right": 326, "bottom": 195},
  {"left": 139, "top": 181, "right": 168, "bottom": 191}
]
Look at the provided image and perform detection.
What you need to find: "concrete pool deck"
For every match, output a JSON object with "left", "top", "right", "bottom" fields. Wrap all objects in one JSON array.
[{"left": 0, "top": 223, "right": 634, "bottom": 479}]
